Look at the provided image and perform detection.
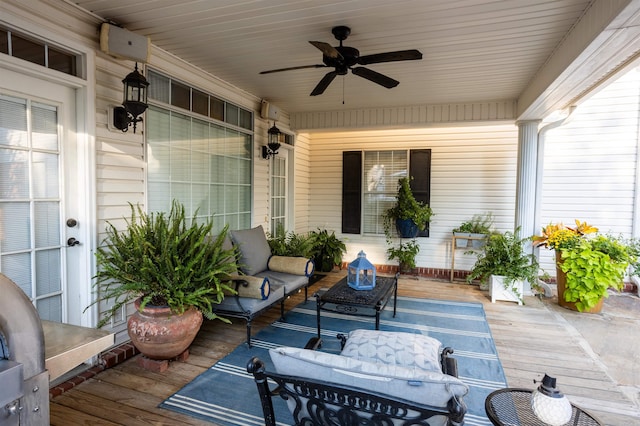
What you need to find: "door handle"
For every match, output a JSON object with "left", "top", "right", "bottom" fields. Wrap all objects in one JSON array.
[{"left": 67, "top": 238, "right": 80, "bottom": 247}]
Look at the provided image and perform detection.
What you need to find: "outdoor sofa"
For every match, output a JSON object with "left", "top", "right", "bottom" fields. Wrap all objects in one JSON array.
[{"left": 212, "top": 225, "right": 315, "bottom": 347}]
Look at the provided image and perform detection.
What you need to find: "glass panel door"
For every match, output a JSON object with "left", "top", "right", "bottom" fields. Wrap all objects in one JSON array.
[{"left": 0, "top": 69, "right": 83, "bottom": 325}]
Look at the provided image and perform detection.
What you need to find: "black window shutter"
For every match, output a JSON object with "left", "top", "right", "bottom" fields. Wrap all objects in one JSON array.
[
  {"left": 342, "top": 151, "right": 362, "bottom": 234},
  {"left": 409, "top": 149, "right": 432, "bottom": 237}
]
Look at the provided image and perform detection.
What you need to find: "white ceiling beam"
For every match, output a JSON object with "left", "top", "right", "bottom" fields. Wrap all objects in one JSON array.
[{"left": 517, "top": 0, "right": 640, "bottom": 120}]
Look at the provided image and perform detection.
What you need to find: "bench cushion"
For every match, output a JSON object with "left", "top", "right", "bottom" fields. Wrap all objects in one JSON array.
[
  {"left": 230, "top": 226, "right": 271, "bottom": 275},
  {"left": 270, "top": 346, "right": 468, "bottom": 409},
  {"left": 340, "top": 330, "right": 442, "bottom": 373},
  {"left": 214, "top": 283, "right": 284, "bottom": 315},
  {"left": 255, "top": 270, "right": 308, "bottom": 295}
]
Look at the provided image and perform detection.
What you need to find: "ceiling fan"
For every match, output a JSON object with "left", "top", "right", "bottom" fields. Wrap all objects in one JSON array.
[{"left": 260, "top": 26, "right": 422, "bottom": 96}]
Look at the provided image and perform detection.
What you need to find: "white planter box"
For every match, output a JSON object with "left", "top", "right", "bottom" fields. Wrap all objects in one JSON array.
[{"left": 489, "top": 275, "right": 523, "bottom": 305}]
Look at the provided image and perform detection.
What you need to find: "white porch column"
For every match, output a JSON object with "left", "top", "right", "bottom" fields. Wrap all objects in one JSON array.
[{"left": 515, "top": 120, "right": 541, "bottom": 294}]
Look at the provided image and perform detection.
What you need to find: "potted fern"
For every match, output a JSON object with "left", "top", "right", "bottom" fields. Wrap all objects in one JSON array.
[
  {"left": 467, "top": 229, "right": 539, "bottom": 305},
  {"left": 384, "top": 177, "right": 433, "bottom": 238},
  {"left": 87, "top": 201, "right": 238, "bottom": 360},
  {"left": 453, "top": 212, "right": 494, "bottom": 248}
]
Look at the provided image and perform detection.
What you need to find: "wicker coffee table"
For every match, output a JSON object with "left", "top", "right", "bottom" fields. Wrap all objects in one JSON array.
[{"left": 315, "top": 274, "right": 398, "bottom": 340}]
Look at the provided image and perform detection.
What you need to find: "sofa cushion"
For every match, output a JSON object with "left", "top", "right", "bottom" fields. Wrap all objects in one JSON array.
[
  {"left": 214, "top": 283, "right": 284, "bottom": 314},
  {"left": 269, "top": 346, "right": 468, "bottom": 409},
  {"left": 340, "top": 330, "right": 442, "bottom": 373},
  {"left": 268, "top": 256, "right": 314, "bottom": 277},
  {"left": 230, "top": 226, "right": 271, "bottom": 275},
  {"left": 255, "top": 270, "right": 308, "bottom": 295}
]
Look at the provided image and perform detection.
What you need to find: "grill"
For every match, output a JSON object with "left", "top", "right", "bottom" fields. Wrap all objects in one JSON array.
[{"left": 0, "top": 274, "right": 49, "bottom": 426}]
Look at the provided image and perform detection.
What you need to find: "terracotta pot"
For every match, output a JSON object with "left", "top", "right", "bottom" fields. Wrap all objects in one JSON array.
[
  {"left": 555, "top": 251, "right": 603, "bottom": 314},
  {"left": 128, "top": 298, "right": 203, "bottom": 359}
]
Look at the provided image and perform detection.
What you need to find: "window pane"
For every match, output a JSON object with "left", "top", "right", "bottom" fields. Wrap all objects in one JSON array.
[
  {"left": 12, "top": 33, "right": 45, "bottom": 66},
  {"left": 0, "top": 95, "right": 28, "bottom": 147},
  {"left": 210, "top": 97, "right": 224, "bottom": 121},
  {"left": 34, "top": 201, "right": 60, "bottom": 247},
  {"left": 0, "top": 149, "right": 28, "bottom": 198},
  {"left": 36, "top": 295, "right": 62, "bottom": 322},
  {"left": 148, "top": 71, "right": 170, "bottom": 103},
  {"left": 171, "top": 81, "right": 190, "bottom": 110},
  {"left": 0, "top": 29, "right": 7, "bottom": 54},
  {"left": 192, "top": 89, "right": 208, "bottom": 116},
  {"left": 363, "top": 150, "right": 407, "bottom": 234},
  {"left": 0, "top": 202, "right": 30, "bottom": 252},
  {"left": 226, "top": 104, "right": 239, "bottom": 126},
  {"left": 48, "top": 46, "right": 77, "bottom": 76},
  {"left": 36, "top": 249, "right": 61, "bottom": 295},
  {"left": 31, "top": 102, "right": 58, "bottom": 150}
]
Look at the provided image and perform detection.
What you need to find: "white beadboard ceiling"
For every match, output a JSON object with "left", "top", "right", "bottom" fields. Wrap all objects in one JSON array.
[{"left": 74, "top": 0, "right": 640, "bottom": 119}]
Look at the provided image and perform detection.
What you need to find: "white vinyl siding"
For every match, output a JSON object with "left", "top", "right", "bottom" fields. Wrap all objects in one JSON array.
[
  {"left": 308, "top": 125, "right": 519, "bottom": 270},
  {"left": 538, "top": 68, "right": 640, "bottom": 276}
]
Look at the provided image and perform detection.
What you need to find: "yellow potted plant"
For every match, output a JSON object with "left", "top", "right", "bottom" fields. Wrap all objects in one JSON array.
[{"left": 533, "top": 220, "right": 634, "bottom": 312}]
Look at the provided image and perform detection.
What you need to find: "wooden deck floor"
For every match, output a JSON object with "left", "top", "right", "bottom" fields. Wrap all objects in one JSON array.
[{"left": 50, "top": 272, "right": 640, "bottom": 425}]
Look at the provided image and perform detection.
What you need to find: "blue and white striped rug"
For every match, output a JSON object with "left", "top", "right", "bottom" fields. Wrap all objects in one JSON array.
[{"left": 160, "top": 296, "right": 507, "bottom": 426}]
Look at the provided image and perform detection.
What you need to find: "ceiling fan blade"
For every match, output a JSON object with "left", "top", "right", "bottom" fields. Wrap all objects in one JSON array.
[
  {"left": 358, "top": 49, "right": 422, "bottom": 65},
  {"left": 260, "top": 64, "right": 327, "bottom": 74},
  {"left": 309, "top": 41, "right": 343, "bottom": 59},
  {"left": 352, "top": 67, "right": 399, "bottom": 88},
  {"left": 310, "top": 71, "right": 339, "bottom": 96}
]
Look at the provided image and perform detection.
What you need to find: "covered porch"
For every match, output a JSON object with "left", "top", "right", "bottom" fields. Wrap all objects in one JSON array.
[{"left": 47, "top": 272, "right": 640, "bottom": 425}]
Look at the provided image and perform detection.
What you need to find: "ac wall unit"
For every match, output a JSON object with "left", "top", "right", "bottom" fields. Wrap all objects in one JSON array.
[{"left": 100, "top": 23, "right": 150, "bottom": 62}]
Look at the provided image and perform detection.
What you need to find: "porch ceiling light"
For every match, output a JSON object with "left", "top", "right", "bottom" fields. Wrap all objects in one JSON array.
[
  {"left": 262, "top": 122, "right": 281, "bottom": 159},
  {"left": 113, "top": 63, "right": 149, "bottom": 133}
]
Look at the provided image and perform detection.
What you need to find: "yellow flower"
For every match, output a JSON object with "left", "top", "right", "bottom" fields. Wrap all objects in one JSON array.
[{"left": 533, "top": 220, "right": 595, "bottom": 251}]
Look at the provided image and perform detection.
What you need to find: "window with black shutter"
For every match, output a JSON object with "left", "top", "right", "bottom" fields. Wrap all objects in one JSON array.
[{"left": 342, "top": 149, "right": 431, "bottom": 236}]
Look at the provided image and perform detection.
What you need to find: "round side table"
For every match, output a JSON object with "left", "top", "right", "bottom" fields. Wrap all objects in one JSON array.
[{"left": 485, "top": 388, "right": 603, "bottom": 426}]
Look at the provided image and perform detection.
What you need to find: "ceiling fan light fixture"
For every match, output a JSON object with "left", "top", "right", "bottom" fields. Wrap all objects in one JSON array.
[{"left": 259, "top": 26, "right": 422, "bottom": 97}]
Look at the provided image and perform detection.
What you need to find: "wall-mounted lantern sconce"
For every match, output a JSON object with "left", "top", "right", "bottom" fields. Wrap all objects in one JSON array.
[
  {"left": 262, "top": 122, "right": 281, "bottom": 159},
  {"left": 113, "top": 63, "right": 149, "bottom": 133}
]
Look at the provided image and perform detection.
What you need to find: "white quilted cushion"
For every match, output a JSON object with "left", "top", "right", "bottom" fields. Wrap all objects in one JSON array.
[
  {"left": 269, "top": 346, "right": 468, "bottom": 409},
  {"left": 340, "top": 330, "right": 443, "bottom": 372}
]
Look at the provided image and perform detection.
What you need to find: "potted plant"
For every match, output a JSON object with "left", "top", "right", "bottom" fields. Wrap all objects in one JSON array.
[
  {"left": 267, "top": 224, "right": 315, "bottom": 257},
  {"left": 387, "top": 239, "right": 420, "bottom": 274},
  {"left": 452, "top": 212, "right": 494, "bottom": 248},
  {"left": 467, "top": 228, "right": 539, "bottom": 304},
  {"left": 310, "top": 228, "right": 347, "bottom": 272},
  {"left": 533, "top": 220, "right": 634, "bottom": 312},
  {"left": 383, "top": 177, "right": 433, "bottom": 238},
  {"left": 87, "top": 201, "right": 238, "bottom": 360}
]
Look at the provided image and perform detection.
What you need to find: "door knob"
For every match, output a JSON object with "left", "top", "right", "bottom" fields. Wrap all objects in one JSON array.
[
  {"left": 67, "top": 238, "right": 80, "bottom": 247},
  {"left": 66, "top": 218, "right": 78, "bottom": 227}
]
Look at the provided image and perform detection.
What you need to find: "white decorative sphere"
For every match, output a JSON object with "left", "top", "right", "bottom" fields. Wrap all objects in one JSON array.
[{"left": 531, "top": 389, "right": 573, "bottom": 426}]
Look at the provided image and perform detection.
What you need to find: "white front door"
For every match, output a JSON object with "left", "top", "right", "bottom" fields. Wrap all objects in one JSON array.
[{"left": 0, "top": 69, "right": 88, "bottom": 326}]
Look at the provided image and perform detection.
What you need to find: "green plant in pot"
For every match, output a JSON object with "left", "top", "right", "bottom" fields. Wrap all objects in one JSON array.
[
  {"left": 452, "top": 212, "right": 494, "bottom": 248},
  {"left": 267, "top": 224, "right": 315, "bottom": 257},
  {"left": 383, "top": 177, "right": 433, "bottom": 238},
  {"left": 387, "top": 239, "right": 420, "bottom": 273},
  {"left": 87, "top": 201, "right": 238, "bottom": 360},
  {"left": 310, "top": 228, "right": 347, "bottom": 272},
  {"left": 467, "top": 228, "right": 539, "bottom": 304},
  {"left": 533, "top": 220, "right": 635, "bottom": 312}
]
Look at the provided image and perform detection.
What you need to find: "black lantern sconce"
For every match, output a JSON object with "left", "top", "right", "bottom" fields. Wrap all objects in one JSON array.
[
  {"left": 262, "top": 122, "right": 281, "bottom": 159},
  {"left": 113, "top": 63, "right": 149, "bottom": 133}
]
